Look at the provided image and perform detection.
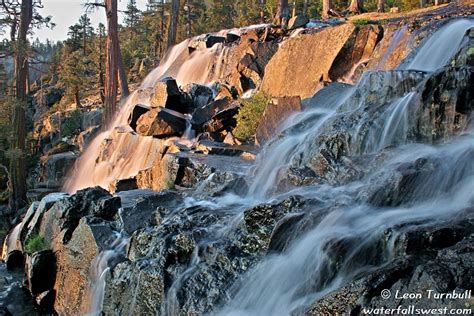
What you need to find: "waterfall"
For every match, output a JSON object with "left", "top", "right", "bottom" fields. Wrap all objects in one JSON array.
[
  {"left": 77, "top": 18, "right": 472, "bottom": 315},
  {"left": 404, "top": 18, "right": 474, "bottom": 72},
  {"left": 87, "top": 231, "right": 129, "bottom": 315},
  {"left": 219, "top": 136, "right": 474, "bottom": 316}
]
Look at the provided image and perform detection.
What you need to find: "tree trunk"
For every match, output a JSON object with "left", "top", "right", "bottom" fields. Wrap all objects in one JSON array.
[
  {"left": 74, "top": 90, "right": 81, "bottom": 108},
  {"left": 348, "top": 0, "right": 363, "bottom": 14},
  {"left": 322, "top": 0, "right": 333, "bottom": 19},
  {"left": 117, "top": 47, "right": 130, "bottom": 98},
  {"left": 99, "top": 33, "right": 105, "bottom": 103},
  {"left": 276, "top": 0, "right": 289, "bottom": 27},
  {"left": 377, "top": 0, "right": 384, "bottom": 12},
  {"left": 167, "top": 0, "right": 180, "bottom": 48},
  {"left": 420, "top": 0, "right": 426, "bottom": 8},
  {"left": 9, "top": 0, "right": 33, "bottom": 214},
  {"left": 303, "top": 0, "right": 308, "bottom": 17},
  {"left": 104, "top": 0, "right": 119, "bottom": 125}
]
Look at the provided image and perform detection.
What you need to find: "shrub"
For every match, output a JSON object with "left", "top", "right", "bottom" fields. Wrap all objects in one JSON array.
[
  {"left": 61, "top": 110, "right": 82, "bottom": 138},
  {"left": 25, "top": 234, "right": 47, "bottom": 253},
  {"left": 351, "top": 19, "right": 375, "bottom": 26},
  {"left": 233, "top": 92, "right": 270, "bottom": 142}
]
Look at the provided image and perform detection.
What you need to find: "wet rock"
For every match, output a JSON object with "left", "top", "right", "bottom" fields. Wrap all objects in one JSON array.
[
  {"left": 288, "top": 15, "right": 309, "bottom": 29},
  {"left": 206, "top": 35, "right": 226, "bottom": 48},
  {"left": 256, "top": 96, "right": 302, "bottom": 145},
  {"left": 306, "top": 223, "right": 474, "bottom": 315},
  {"left": 412, "top": 66, "right": 473, "bottom": 143},
  {"left": 39, "top": 152, "right": 77, "bottom": 186},
  {"left": 5, "top": 250, "right": 24, "bottom": 271},
  {"left": 81, "top": 109, "right": 103, "bottom": 130},
  {"left": 135, "top": 107, "right": 187, "bottom": 138},
  {"left": 193, "top": 99, "right": 239, "bottom": 134},
  {"left": 117, "top": 190, "right": 183, "bottom": 235},
  {"left": 103, "top": 260, "right": 164, "bottom": 315},
  {"left": 25, "top": 250, "right": 56, "bottom": 295},
  {"left": 182, "top": 83, "right": 214, "bottom": 109},
  {"left": 150, "top": 77, "right": 188, "bottom": 113},
  {"left": 129, "top": 104, "right": 150, "bottom": 130}
]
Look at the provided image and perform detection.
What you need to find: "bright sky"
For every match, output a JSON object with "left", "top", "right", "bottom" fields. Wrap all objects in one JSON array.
[{"left": 28, "top": 0, "right": 149, "bottom": 42}]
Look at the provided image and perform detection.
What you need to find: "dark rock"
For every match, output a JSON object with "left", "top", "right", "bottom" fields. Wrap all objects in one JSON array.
[
  {"left": 53, "top": 187, "right": 120, "bottom": 242},
  {"left": 150, "top": 77, "right": 188, "bottom": 113},
  {"left": 81, "top": 109, "right": 103, "bottom": 130},
  {"left": 226, "top": 33, "right": 240, "bottom": 43},
  {"left": 117, "top": 190, "right": 183, "bottom": 235},
  {"left": 413, "top": 66, "right": 474, "bottom": 143},
  {"left": 35, "top": 290, "right": 56, "bottom": 313},
  {"left": 6, "top": 250, "right": 24, "bottom": 271},
  {"left": 25, "top": 250, "right": 56, "bottom": 295},
  {"left": 39, "top": 152, "right": 77, "bottom": 186},
  {"left": 206, "top": 35, "right": 226, "bottom": 48},
  {"left": 182, "top": 83, "right": 214, "bottom": 109},
  {"left": 135, "top": 107, "right": 187, "bottom": 138},
  {"left": 191, "top": 97, "right": 239, "bottom": 133},
  {"left": 288, "top": 15, "right": 309, "bottom": 29},
  {"left": 329, "top": 24, "right": 384, "bottom": 81},
  {"left": 109, "top": 178, "right": 139, "bottom": 193},
  {"left": 129, "top": 104, "right": 150, "bottom": 131},
  {"left": 256, "top": 96, "right": 302, "bottom": 145}
]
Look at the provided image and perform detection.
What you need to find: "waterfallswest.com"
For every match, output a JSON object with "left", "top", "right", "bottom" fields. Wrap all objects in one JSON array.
[{"left": 362, "top": 289, "right": 472, "bottom": 315}]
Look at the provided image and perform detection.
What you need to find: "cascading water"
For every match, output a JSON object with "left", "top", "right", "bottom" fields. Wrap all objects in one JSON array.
[
  {"left": 403, "top": 18, "right": 474, "bottom": 71},
  {"left": 87, "top": 230, "right": 129, "bottom": 315},
  {"left": 63, "top": 31, "right": 235, "bottom": 193},
  {"left": 81, "top": 18, "right": 473, "bottom": 316}
]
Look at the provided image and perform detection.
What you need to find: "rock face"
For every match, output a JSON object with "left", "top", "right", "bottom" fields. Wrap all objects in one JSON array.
[
  {"left": 39, "top": 152, "right": 77, "bottom": 187},
  {"left": 262, "top": 24, "right": 357, "bottom": 98},
  {"left": 256, "top": 96, "right": 302, "bottom": 145},
  {"left": 9, "top": 9, "right": 473, "bottom": 316},
  {"left": 135, "top": 107, "right": 187, "bottom": 138}
]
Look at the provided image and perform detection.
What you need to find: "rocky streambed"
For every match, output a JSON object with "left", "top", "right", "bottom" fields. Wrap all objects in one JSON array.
[{"left": 1, "top": 4, "right": 474, "bottom": 316}]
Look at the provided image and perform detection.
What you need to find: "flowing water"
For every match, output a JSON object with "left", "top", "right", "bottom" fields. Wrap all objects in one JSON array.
[
  {"left": 87, "top": 231, "right": 130, "bottom": 315},
  {"left": 404, "top": 18, "right": 474, "bottom": 71},
  {"left": 76, "top": 19, "right": 474, "bottom": 315}
]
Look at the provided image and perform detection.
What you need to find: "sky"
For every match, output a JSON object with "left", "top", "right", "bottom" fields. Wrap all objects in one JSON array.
[{"left": 7, "top": 0, "right": 149, "bottom": 42}]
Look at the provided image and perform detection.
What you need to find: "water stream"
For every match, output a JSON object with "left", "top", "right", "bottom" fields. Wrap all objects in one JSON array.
[{"left": 76, "top": 18, "right": 474, "bottom": 315}]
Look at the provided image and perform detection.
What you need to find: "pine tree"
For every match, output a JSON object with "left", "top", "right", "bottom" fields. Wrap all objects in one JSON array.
[
  {"left": 58, "top": 50, "right": 94, "bottom": 108},
  {"left": 209, "top": 0, "right": 235, "bottom": 31},
  {"left": 79, "top": 14, "right": 94, "bottom": 55},
  {"left": 125, "top": 0, "right": 141, "bottom": 29}
]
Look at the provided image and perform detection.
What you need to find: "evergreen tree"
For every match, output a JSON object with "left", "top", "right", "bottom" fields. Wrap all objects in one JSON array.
[
  {"left": 78, "top": 14, "right": 94, "bottom": 55},
  {"left": 125, "top": 0, "right": 141, "bottom": 29},
  {"left": 209, "top": 0, "right": 235, "bottom": 31},
  {"left": 58, "top": 50, "right": 94, "bottom": 108}
]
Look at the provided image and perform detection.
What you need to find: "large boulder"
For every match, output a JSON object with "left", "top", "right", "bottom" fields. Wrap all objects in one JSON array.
[
  {"left": 39, "top": 152, "right": 77, "bottom": 187},
  {"left": 191, "top": 97, "right": 239, "bottom": 133},
  {"left": 262, "top": 24, "right": 356, "bottom": 98},
  {"left": 135, "top": 107, "right": 187, "bottom": 138},
  {"left": 150, "top": 78, "right": 189, "bottom": 113},
  {"left": 256, "top": 96, "right": 302, "bottom": 145},
  {"left": 25, "top": 250, "right": 56, "bottom": 295}
]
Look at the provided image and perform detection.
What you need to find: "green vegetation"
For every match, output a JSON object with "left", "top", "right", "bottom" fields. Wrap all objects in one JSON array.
[
  {"left": 61, "top": 110, "right": 82, "bottom": 138},
  {"left": 25, "top": 233, "right": 48, "bottom": 254},
  {"left": 233, "top": 92, "right": 270, "bottom": 142},
  {"left": 351, "top": 19, "right": 374, "bottom": 26}
]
